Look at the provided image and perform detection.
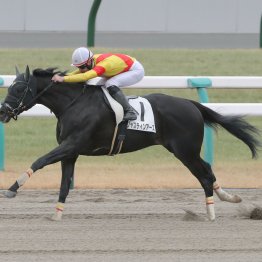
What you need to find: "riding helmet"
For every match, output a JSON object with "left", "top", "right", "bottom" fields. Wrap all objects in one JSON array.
[{"left": 71, "top": 47, "right": 94, "bottom": 67}]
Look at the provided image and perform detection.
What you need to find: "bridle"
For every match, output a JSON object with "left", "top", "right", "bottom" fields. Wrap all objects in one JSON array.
[
  {"left": 1, "top": 78, "right": 54, "bottom": 121},
  {"left": 1, "top": 75, "right": 87, "bottom": 121}
]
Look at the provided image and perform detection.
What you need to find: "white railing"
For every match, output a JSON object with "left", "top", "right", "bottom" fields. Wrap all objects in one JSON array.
[
  {"left": 1, "top": 75, "right": 262, "bottom": 116},
  {"left": 132, "top": 76, "right": 262, "bottom": 89},
  {"left": 2, "top": 75, "right": 262, "bottom": 88},
  {"left": 20, "top": 103, "right": 262, "bottom": 117}
]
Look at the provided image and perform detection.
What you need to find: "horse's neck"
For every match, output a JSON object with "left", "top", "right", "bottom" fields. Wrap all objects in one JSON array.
[{"left": 36, "top": 80, "right": 100, "bottom": 117}]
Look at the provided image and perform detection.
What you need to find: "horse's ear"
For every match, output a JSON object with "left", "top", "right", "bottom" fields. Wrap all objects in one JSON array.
[
  {"left": 15, "top": 66, "right": 20, "bottom": 76},
  {"left": 25, "top": 65, "right": 30, "bottom": 82}
]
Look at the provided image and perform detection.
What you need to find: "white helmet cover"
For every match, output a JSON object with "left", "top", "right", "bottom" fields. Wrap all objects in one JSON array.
[{"left": 71, "top": 47, "right": 94, "bottom": 66}]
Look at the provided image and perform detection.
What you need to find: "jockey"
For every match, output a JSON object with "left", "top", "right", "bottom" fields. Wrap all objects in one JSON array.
[{"left": 52, "top": 47, "right": 145, "bottom": 121}]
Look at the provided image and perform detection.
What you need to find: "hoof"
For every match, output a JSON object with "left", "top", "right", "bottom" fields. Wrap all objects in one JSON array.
[
  {"left": 232, "top": 195, "right": 242, "bottom": 203},
  {"left": 223, "top": 194, "right": 242, "bottom": 203},
  {"left": 208, "top": 216, "right": 216, "bottom": 222},
  {"left": 4, "top": 190, "right": 17, "bottom": 198},
  {"left": 50, "top": 212, "right": 62, "bottom": 221},
  {"left": 215, "top": 191, "right": 242, "bottom": 203},
  {"left": 206, "top": 203, "right": 216, "bottom": 221}
]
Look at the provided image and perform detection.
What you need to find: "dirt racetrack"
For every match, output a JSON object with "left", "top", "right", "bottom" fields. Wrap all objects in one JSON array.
[{"left": 0, "top": 188, "right": 262, "bottom": 262}]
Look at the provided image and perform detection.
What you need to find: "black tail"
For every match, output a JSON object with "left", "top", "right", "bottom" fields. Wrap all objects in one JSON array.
[{"left": 190, "top": 100, "right": 261, "bottom": 159}]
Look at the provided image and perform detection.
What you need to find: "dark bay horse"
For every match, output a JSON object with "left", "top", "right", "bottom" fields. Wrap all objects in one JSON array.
[{"left": 0, "top": 66, "right": 260, "bottom": 221}]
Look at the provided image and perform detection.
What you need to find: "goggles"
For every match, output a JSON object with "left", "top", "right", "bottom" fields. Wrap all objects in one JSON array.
[
  {"left": 77, "top": 58, "right": 93, "bottom": 70},
  {"left": 78, "top": 63, "right": 88, "bottom": 70}
]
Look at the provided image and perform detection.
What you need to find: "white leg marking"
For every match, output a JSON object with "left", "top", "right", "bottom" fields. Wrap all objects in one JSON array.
[
  {"left": 17, "top": 173, "right": 30, "bottom": 187},
  {"left": 213, "top": 182, "right": 242, "bottom": 203},
  {"left": 51, "top": 202, "right": 64, "bottom": 221},
  {"left": 206, "top": 196, "right": 215, "bottom": 221},
  {"left": 16, "top": 168, "right": 34, "bottom": 187},
  {"left": 51, "top": 211, "right": 63, "bottom": 221}
]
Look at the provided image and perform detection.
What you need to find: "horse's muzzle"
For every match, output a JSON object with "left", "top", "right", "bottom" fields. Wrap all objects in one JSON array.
[{"left": 0, "top": 105, "right": 12, "bottom": 123}]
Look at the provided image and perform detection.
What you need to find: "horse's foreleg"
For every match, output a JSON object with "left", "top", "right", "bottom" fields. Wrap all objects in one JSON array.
[
  {"left": 52, "top": 157, "right": 78, "bottom": 221},
  {"left": 4, "top": 168, "right": 33, "bottom": 198},
  {"left": 213, "top": 182, "right": 242, "bottom": 203},
  {"left": 5, "top": 142, "right": 77, "bottom": 198}
]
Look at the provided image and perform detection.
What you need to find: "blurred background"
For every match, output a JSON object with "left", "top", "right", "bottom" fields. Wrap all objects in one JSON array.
[{"left": 1, "top": 0, "right": 262, "bottom": 48}]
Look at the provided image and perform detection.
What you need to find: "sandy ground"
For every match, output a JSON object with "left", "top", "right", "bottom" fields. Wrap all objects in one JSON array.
[
  {"left": 0, "top": 161, "right": 262, "bottom": 189},
  {"left": 0, "top": 189, "right": 261, "bottom": 262}
]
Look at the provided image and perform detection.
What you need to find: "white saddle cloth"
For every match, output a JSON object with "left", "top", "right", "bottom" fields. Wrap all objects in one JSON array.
[
  {"left": 127, "top": 97, "right": 156, "bottom": 133},
  {"left": 101, "top": 86, "right": 156, "bottom": 133}
]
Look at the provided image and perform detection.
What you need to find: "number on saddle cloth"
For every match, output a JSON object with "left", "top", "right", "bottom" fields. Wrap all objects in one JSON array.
[{"left": 127, "top": 97, "right": 156, "bottom": 133}]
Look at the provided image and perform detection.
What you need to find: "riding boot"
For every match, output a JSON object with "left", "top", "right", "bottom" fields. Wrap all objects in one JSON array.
[{"left": 107, "top": 85, "right": 137, "bottom": 121}]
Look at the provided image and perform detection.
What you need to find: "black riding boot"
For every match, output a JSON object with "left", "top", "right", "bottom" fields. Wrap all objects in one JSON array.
[{"left": 107, "top": 85, "right": 137, "bottom": 121}]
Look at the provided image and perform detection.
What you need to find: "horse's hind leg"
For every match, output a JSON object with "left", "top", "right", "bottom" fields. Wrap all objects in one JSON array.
[
  {"left": 180, "top": 156, "right": 242, "bottom": 220},
  {"left": 189, "top": 156, "right": 242, "bottom": 203},
  {"left": 213, "top": 182, "right": 242, "bottom": 203},
  {"left": 163, "top": 135, "right": 216, "bottom": 220},
  {"left": 181, "top": 157, "right": 241, "bottom": 219},
  {"left": 182, "top": 157, "right": 217, "bottom": 221},
  {"left": 164, "top": 130, "right": 242, "bottom": 220}
]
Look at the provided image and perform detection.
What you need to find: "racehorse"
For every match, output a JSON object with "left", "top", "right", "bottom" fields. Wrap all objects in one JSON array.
[{"left": 0, "top": 66, "right": 260, "bottom": 221}]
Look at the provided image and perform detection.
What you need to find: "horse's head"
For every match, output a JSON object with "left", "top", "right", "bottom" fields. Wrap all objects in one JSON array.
[{"left": 0, "top": 66, "right": 37, "bottom": 123}]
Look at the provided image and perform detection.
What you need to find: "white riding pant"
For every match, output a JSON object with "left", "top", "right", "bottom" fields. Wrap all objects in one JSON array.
[{"left": 95, "top": 60, "right": 145, "bottom": 88}]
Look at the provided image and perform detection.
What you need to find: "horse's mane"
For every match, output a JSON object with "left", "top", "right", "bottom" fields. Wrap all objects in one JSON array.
[
  {"left": 32, "top": 67, "right": 101, "bottom": 93},
  {"left": 33, "top": 68, "right": 66, "bottom": 77}
]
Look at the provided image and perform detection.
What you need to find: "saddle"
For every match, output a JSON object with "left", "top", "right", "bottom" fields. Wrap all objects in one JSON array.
[
  {"left": 101, "top": 87, "right": 126, "bottom": 155},
  {"left": 101, "top": 87, "right": 156, "bottom": 155}
]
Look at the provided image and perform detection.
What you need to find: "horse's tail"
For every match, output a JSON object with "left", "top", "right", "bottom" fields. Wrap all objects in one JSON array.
[{"left": 190, "top": 100, "right": 261, "bottom": 159}]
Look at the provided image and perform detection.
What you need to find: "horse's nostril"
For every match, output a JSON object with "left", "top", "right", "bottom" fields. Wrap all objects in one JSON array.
[{"left": 0, "top": 112, "right": 4, "bottom": 119}]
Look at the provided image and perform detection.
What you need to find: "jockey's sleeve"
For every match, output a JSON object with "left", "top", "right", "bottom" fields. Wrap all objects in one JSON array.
[
  {"left": 67, "top": 69, "right": 80, "bottom": 76},
  {"left": 64, "top": 69, "right": 97, "bottom": 82},
  {"left": 63, "top": 65, "right": 107, "bottom": 83}
]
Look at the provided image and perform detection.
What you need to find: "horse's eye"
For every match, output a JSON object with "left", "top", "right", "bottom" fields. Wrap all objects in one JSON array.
[
  {"left": 8, "top": 83, "right": 24, "bottom": 96},
  {"left": 16, "top": 85, "right": 25, "bottom": 92}
]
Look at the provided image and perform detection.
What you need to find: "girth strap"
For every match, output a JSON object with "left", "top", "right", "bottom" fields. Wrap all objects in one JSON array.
[{"left": 108, "top": 121, "right": 128, "bottom": 156}]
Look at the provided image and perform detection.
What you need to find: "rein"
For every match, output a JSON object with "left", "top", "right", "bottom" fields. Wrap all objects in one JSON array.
[
  {"left": 25, "top": 81, "right": 54, "bottom": 109},
  {"left": 3, "top": 76, "right": 87, "bottom": 120},
  {"left": 5, "top": 81, "right": 87, "bottom": 120}
]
